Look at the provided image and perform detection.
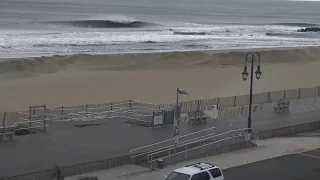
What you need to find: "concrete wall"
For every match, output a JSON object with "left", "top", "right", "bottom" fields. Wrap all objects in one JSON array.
[
  {"left": 259, "top": 121, "right": 320, "bottom": 139},
  {"left": 1, "top": 156, "right": 131, "bottom": 180}
]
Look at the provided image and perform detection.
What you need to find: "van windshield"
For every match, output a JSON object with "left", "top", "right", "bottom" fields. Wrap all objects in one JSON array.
[{"left": 166, "top": 172, "right": 190, "bottom": 180}]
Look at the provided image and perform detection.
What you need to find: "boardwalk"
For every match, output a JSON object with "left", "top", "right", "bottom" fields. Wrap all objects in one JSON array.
[{"left": 1, "top": 102, "right": 320, "bottom": 178}]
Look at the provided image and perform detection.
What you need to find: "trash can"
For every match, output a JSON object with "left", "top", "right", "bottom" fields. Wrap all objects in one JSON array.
[
  {"left": 156, "top": 158, "right": 165, "bottom": 169},
  {"left": 212, "top": 105, "right": 218, "bottom": 120}
]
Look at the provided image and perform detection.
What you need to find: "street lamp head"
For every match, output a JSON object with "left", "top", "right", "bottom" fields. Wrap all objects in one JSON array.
[
  {"left": 255, "top": 65, "right": 262, "bottom": 80},
  {"left": 242, "top": 66, "right": 249, "bottom": 81}
]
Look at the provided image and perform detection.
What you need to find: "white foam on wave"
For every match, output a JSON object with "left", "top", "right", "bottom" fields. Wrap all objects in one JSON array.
[
  {"left": 86, "top": 14, "right": 138, "bottom": 23},
  {"left": 170, "top": 24, "right": 302, "bottom": 34},
  {"left": 1, "top": 23, "right": 320, "bottom": 55}
]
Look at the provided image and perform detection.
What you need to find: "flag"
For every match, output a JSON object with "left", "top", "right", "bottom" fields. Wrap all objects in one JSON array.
[{"left": 177, "top": 88, "right": 188, "bottom": 95}]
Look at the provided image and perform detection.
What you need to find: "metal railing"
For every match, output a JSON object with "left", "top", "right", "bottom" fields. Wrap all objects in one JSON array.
[
  {"left": 129, "top": 126, "right": 216, "bottom": 164},
  {"left": 1, "top": 86, "right": 320, "bottom": 127},
  {"left": 178, "top": 86, "right": 320, "bottom": 113},
  {"left": 146, "top": 128, "right": 258, "bottom": 169}
]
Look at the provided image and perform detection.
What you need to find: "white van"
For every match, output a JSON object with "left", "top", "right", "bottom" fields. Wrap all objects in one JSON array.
[{"left": 165, "top": 162, "right": 224, "bottom": 180}]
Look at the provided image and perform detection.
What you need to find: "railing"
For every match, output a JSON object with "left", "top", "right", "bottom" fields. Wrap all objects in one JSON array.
[
  {"left": 146, "top": 128, "right": 258, "bottom": 169},
  {"left": 1, "top": 86, "right": 320, "bottom": 127},
  {"left": 129, "top": 126, "right": 216, "bottom": 164},
  {"left": 229, "top": 124, "right": 259, "bottom": 144},
  {"left": 178, "top": 86, "right": 320, "bottom": 113}
]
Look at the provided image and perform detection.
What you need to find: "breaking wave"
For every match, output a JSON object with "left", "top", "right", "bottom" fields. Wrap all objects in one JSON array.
[
  {"left": 271, "top": 23, "right": 320, "bottom": 27},
  {"left": 173, "top": 31, "right": 207, "bottom": 35},
  {"left": 45, "top": 20, "right": 158, "bottom": 28}
]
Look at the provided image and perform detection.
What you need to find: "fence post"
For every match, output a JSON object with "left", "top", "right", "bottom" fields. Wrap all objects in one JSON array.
[
  {"left": 55, "top": 166, "right": 62, "bottom": 180},
  {"left": 217, "top": 98, "right": 220, "bottom": 109},
  {"left": 110, "top": 102, "right": 113, "bottom": 111},
  {"left": 60, "top": 106, "right": 64, "bottom": 120},
  {"left": 2, "top": 111, "right": 5, "bottom": 127},
  {"left": 3, "top": 112, "right": 6, "bottom": 138},
  {"left": 85, "top": 104, "right": 88, "bottom": 116},
  {"left": 152, "top": 111, "right": 155, "bottom": 127},
  {"left": 43, "top": 105, "right": 47, "bottom": 132},
  {"left": 297, "top": 88, "right": 301, "bottom": 105},
  {"left": 267, "top": 92, "right": 270, "bottom": 103},
  {"left": 283, "top": 90, "right": 286, "bottom": 100},
  {"left": 29, "top": 106, "right": 32, "bottom": 135},
  {"left": 234, "top": 96, "right": 237, "bottom": 107},
  {"left": 197, "top": 100, "right": 200, "bottom": 111},
  {"left": 129, "top": 100, "right": 132, "bottom": 109}
]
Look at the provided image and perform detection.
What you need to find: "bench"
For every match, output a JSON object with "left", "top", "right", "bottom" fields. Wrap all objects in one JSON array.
[
  {"left": 273, "top": 101, "right": 290, "bottom": 112},
  {"left": 187, "top": 111, "right": 207, "bottom": 124},
  {"left": 0, "top": 125, "right": 16, "bottom": 143}
]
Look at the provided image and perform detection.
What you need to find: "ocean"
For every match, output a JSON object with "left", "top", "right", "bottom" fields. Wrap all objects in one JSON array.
[{"left": 1, "top": 0, "right": 320, "bottom": 58}]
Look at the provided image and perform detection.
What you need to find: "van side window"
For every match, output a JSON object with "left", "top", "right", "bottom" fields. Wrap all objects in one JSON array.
[
  {"left": 209, "top": 168, "right": 222, "bottom": 178},
  {"left": 191, "top": 172, "right": 210, "bottom": 180}
]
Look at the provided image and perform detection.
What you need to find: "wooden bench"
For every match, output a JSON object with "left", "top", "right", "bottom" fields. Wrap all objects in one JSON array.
[
  {"left": 187, "top": 111, "right": 207, "bottom": 124},
  {"left": 273, "top": 101, "right": 290, "bottom": 112},
  {"left": 0, "top": 125, "right": 16, "bottom": 143}
]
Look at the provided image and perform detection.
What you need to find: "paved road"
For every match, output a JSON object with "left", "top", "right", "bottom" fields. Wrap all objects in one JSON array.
[
  {"left": 1, "top": 102, "right": 320, "bottom": 177},
  {"left": 223, "top": 148, "right": 320, "bottom": 180}
]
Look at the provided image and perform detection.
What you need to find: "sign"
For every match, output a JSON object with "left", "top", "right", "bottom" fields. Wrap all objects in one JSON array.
[
  {"left": 174, "top": 126, "right": 179, "bottom": 136},
  {"left": 153, "top": 115, "right": 164, "bottom": 126}
]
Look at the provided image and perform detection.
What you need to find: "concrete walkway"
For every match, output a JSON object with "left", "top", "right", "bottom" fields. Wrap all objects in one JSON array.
[{"left": 66, "top": 131, "right": 320, "bottom": 180}]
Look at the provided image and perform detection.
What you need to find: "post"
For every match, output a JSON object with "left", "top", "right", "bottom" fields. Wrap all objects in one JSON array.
[
  {"left": 85, "top": 104, "right": 88, "bottom": 116},
  {"left": 185, "top": 144, "right": 188, "bottom": 158},
  {"left": 129, "top": 100, "right": 132, "bottom": 109},
  {"left": 217, "top": 98, "right": 220, "bottom": 109},
  {"left": 197, "top": 100, "right": 200, "bottom": 111},
  {"left": 248, "top": 59, "right": 254, "bottom": 131},
  {"left": 43, "top": 105, "right": 47, "bottom": 132},
  {"left": 284, "top": 90, "right": 286, "bottom": 100},
  {"left": 174, "top": 88, "right": 179, "bottom": 155},
  {"left": 152, "top": 111, "right": 155, "bottom": 126},
  {"left": 56, "top": 166, "right": 62, "bottom": 180},
  {"left": 297, "top": 88, "right": 301, "bottom": 105},
  {"left": 29, "top": 106, "right": 32, "bottom": 135},
  {"left": 60, "top": 106, "right": 64, "bottom": 120},
  {"left": 110, "top": 102, "right": 113, "bottom": 110},
  {"left": 2, "top": 111, "right": 5, "bottom": 127},
  {"left": 168, "top": 148, "right": 171, "bottom": 164},
  {"left": 234, "top": 96, "right": 237, "bottom": 107},
  {"left": 267, "top": 92, "right": 270, "bottom": 103},
  {"left": 3, "top": 112, "right": 6, "bottom": 138}
]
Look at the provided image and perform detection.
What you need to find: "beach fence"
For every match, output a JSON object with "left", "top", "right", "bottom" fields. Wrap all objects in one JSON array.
[
  {"left": 176, "top": 86, "right": 320, "bottom": 114},
  {"left": 1, "top": 86, "right": 320, "bottom": 128},
  {"left": 0, "top": 100, "right": 174, "bottom": 130}
]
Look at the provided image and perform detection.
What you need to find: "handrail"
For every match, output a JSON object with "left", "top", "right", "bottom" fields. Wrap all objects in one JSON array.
[
  {"left": 144, "top": 128, "right": 259, "bottom": 168},
  {"left": 147, "top": 134, "right": 247, "bottom": 164},
  {"left": 145, "top": 128, "right": 248, "bottom": 161},
  {"left": 134, "top": 131, "right": 217, "bottom": 160},
  {"left": 230, "top": 124, "right": 259, "bottom": 139},
  {"left": 129, "top": 126, "right": 216, "bottom": 158},
  {"left": 147, "top": 129, "right": 259, "bottom": 167}
]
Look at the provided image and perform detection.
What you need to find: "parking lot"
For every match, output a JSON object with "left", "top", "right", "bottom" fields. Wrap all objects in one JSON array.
[{"left": 224, "top": 148, "right": 320, "bottom": 180}]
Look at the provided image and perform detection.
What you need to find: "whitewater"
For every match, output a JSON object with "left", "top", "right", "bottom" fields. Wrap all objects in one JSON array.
[{"left": 1, "top": 0, "right": 320, "bottom": 58}]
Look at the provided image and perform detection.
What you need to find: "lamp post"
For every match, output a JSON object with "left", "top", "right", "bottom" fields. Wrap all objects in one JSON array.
[
  {"left": 174, "top": 88, "right": 188, "bottom": 154},
  {"left": 241, "top": 52, "right": 262, "bottom": 132}
]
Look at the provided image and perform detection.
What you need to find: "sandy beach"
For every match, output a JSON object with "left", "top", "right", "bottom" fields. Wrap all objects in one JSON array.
[{"left": 1, "top": 46, "right": 320, "bottom": 112}]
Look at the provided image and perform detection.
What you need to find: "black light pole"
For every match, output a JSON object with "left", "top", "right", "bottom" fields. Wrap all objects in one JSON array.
[{"left": 241, "top": 52, "right": 262, "bottom": 132}]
